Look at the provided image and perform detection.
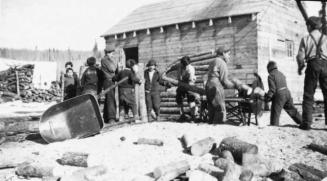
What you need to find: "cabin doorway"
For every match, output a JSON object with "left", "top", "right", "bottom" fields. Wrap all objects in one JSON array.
[{"left": 123, "top": 47, "right": 139, "bottom": 63}]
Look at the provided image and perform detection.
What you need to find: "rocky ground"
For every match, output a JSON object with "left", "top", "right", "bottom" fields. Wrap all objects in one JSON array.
[{"left": 0, "top": 102, "right": 327, "bottom": 180}]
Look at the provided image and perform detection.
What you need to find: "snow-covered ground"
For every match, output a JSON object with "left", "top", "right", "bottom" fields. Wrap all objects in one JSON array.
[{"left": 0, "top": 110, "right": 327, "bottom": 181}]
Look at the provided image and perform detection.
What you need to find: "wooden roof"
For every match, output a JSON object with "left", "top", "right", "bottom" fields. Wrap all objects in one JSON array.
[{"left": 102, "top": 0, "right": 268, "bottom": 37}]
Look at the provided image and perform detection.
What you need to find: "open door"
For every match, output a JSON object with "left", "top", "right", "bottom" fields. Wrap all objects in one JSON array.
[{"left": 123, "top": 47, "right": 139, "bottom": 63}]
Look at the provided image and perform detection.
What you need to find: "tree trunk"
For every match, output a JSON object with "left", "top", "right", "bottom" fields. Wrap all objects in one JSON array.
[
  {"left": 57, "top": 152, "right": 88, "bottom": 167},
  {"left": 218, "top": 137, "right": 258, "bottom": 163},
  {"left": 190, "top": 137, "right": 216, "bottom": 156}
]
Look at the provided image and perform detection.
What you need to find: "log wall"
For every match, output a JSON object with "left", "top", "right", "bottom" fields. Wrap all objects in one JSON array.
[
  {"left": 105, "top": 15, "right": 258, "bottom": 84},
  {"left": 256, "top": 1, "right": 306, "bottom": 102}
]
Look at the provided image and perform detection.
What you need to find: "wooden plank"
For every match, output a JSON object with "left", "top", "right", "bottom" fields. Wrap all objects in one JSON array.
[{"left": 136, "top": 63, "right": 148, "bottom": 122}]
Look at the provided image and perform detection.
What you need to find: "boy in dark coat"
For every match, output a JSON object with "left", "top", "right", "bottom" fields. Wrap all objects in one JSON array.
[
  {"left": 113, "top": 59, "right": 141, "bottom": 122},
  {"left": 265, "top": 61, "right": 302, "bottom": 126},
  {"left": 144, "top": 60, "right": 171, "bottom": 121},
  {"left": 81, "top": 57, "right": 103, "bottom": 96},
  {"left": 63, "top": 68, "right": 78, "bottom": 100},
  {"left": 64, "top": 61, "right": 80, "bottom": 95}
]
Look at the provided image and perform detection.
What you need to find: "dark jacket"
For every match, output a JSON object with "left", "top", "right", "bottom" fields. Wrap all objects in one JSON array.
[
  {"left": 266, "top": 68, "right": 288, "bottom": 101},
  {"left": 112, "top": 68, "right": 141, "bottom": 89},
  {"left": 81, "top": 66, "right": 104, "bottom": 94},
  {"left": 144, "top": 69, "right": 166, "bottom": 93},
  {"left": 101, "top": 55, "right": 117, "bottom": 80}
]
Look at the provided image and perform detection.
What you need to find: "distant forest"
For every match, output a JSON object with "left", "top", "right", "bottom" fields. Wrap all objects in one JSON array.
[{"left": 0, "top": 47, "right": 101, "bottom": 63}]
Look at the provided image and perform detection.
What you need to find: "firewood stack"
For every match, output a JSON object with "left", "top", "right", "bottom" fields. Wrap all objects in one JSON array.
[
  {"left": 160, "top": 52, "right": 215, "bottom": 120},
  {"left": 6, "top": 64, "right": 34, "bottom": 93},
  {"left": 20, "top": 86, "right": 62, "bottom": 103}
]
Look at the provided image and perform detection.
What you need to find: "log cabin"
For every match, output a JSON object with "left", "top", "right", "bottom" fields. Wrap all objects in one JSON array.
[{"left": 101, "top": 0, "right": 307, "bottom": 105}]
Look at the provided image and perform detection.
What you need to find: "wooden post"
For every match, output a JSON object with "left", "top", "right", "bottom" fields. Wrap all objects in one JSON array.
[
  {"left": 60, "top": 72, "right": 64, "bottom": 102},
  {"left": 15, "top": 70, "right": 20, "bottom": 96},
  {"left": 137, "top": 63, "right": 148, "bottom": 122}
]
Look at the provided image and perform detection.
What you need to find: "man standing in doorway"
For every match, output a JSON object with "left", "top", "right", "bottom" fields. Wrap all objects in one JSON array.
[
  {"left": 101, "top": 50, "right": 117, "bottom": 124},
  {"left": 297, "top": 16, "right": 327, "bottom": 130}
]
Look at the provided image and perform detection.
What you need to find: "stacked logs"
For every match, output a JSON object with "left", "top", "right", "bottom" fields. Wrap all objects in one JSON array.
[
  {"left": 6, "top": 64, "right": 34, "bottom": 93},
  {"left": 20, "top": 86, "right": 62, "bottom": 103},
  {"left": 160, "top": 52, "right": 215, "bottom": 119}
]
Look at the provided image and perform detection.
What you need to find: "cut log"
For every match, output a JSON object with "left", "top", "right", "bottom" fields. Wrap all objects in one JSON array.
[
  {"left": 269, "top": 169, "right": 306, "bottom": 181},
  {"left": 0, "top": 121, "right": 39, "bottom": 135},
  {"left": 307, "top": 143, "right": 327, "bottom": 155},
  {"left": 214, "top": 158, "right": 242, "bottom": 181},
  {"left": 288, "top": 163, "right": 327, "bottom": 181},
  {"left": 221, "top": 150, "right": 234, "bottom": 162},
  {"left": 188, "top": 170, "right": 218, "bottom": 181},
  {"left": 198, "top": 163, "right": 223, "bottom": 178},
  {"left": 16, "top": 162, "right": 54, "bottom": 178},
  {"left": 180, "top": 134, "right": 194, "bottom": 150},
  {"left": 60, "top": 165, "right": 107, "bottom": 181},
  {"left": 153, "top": 160, "right": 190, "bottom": 179},
  {"left": 42, "top": 177, "right": 60, "bottom": 181},
  {"left": 242, "top": 153, "right": 271, "bottom": 177},
  {"left": 134, "top": 138, "right": 164, "bottom": 146},
  {"left": 132, "top": 175, "right": 155, "bottom": 181},
  {"left": 218, "top": 137, "right": 258, "bottom": 163},
  {"left": 57, "top": 152, "right": 89, "bottom": 167},
  {"left": 157, "top": 171, "right": 182, "bottom": 181},
  {"left": 239, "top": 169, "right": 254, "bottom": 181},
  {"left": 190, "top": 137, "right": 215, "bottom": 156}
]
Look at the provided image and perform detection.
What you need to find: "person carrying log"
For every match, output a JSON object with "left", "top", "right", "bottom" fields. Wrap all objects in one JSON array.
[
  {"left": 144, "top": 59, "right": 171, "bottom": 121},
  {"left": 205, "top": 46, "right": 252, "bottom": 124},
  {"left": 176, "top": 56, "right": 200, "bottom": 120},
  {"left": 264, "top": 61, "right": 302, "bottom": 126},
  {"left": 101, "top": 50, "right": 118, "bottom": 124},
  {"left": 297, "top": 16, "right": 327, "bottom": 130},
  {"left": 81, "top": 57, "right": 104, "bottom": 97},
  {"left": 112, "top": 59, "right": 141, "bottom": 122}
]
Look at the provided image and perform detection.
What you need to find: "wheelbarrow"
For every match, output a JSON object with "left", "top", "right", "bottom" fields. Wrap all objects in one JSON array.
[{"left": 39, "top": 77, "right": 128, "bottom": 143}]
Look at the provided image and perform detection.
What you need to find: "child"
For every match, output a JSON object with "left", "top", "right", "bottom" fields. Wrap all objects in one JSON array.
[
  {"left": 63, "top": 68, "right": 78, "bottom": 100},
  {"left": 144, "top": 59, "right": 171, "bottom": 121},
  {"left": 112, "top": 59, "right": 141, "bottom": 122},
  {"left": 81, "top": 57, "right": 103, "bottom": 96}
]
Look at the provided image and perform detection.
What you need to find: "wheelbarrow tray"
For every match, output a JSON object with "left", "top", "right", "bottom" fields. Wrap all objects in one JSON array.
[{"left": 39, "top": 94, "right": 103, "bottom": 143}]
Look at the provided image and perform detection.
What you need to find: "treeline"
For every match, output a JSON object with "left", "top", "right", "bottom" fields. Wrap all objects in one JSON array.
[{"left": 0, "top": 48, "right": 97, "bottom": 62}]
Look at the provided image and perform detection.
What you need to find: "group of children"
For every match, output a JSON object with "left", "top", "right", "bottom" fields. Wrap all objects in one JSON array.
[{"left": 61, "top": 54, "right": 168, "bottom": 123}]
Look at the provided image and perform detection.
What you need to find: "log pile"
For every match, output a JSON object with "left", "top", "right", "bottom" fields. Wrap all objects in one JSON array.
[
  {"left": 6, "top": 64, "right": 34, "bottom": 93},
  {"left": 159, "top": 52, "right": 215, "bottom": 120},
  {"left": 20, "top": 86, "right": 62, "bottom": 103}
]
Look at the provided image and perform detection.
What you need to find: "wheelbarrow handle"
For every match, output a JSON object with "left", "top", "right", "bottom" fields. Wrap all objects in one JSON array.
[{"left": 100, "top": 77, "right": 128, "bottom": 97}]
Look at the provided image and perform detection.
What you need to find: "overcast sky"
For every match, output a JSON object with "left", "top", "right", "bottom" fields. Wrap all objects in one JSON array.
[{"left": 0, "top": 0, "right": 323, "bottom": 51}]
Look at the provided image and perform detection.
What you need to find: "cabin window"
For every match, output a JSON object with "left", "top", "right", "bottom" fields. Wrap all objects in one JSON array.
[{"left": 286, "top": 40, "right": 294, "bottom": 58}]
